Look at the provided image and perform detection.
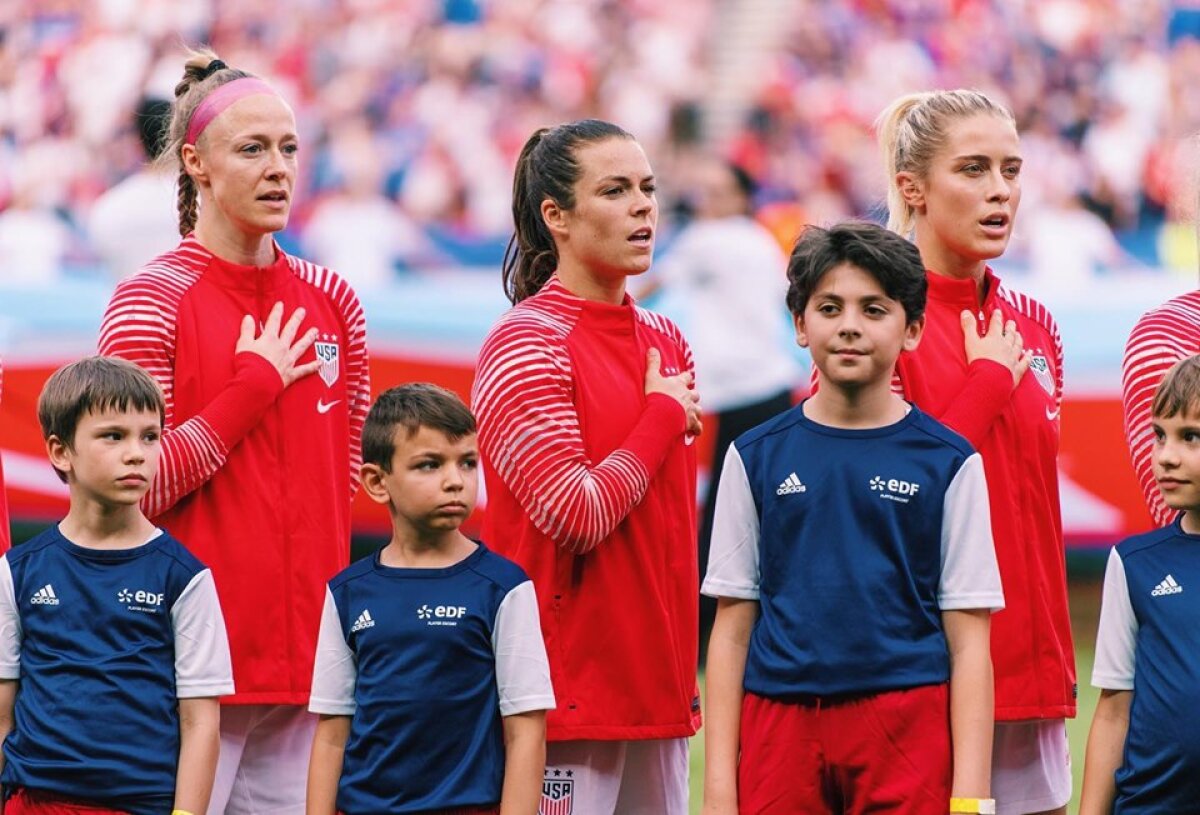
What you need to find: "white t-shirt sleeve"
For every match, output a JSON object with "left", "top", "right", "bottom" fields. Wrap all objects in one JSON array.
[
  {"left": 172, "top": 569, "right": 235, "bottom": 698},
  {"left": 938, "top": 453, "right": 1005, "bottom": 612},
  {"left": 0, "top": 557, "right": 21, "bottom": 679},
  {"left": 493, "top": 580, "right": 555, "bottom": 717},
  {"left": 308, "top": 587, "right": 358, "bottom": 715},
  {"left": 1092, "top": 548, "right": 1138, "bottom": 690},
  {"left": 701, "top": 444, "right": 760, "bottom": 600}
]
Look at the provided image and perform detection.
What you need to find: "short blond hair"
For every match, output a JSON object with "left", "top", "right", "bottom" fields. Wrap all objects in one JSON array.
[{"left": 1152, "top": 355, "right": 1200, "bottom": 421}]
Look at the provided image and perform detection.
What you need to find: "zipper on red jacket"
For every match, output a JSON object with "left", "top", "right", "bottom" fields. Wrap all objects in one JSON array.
[
  {"left": 276, "top": 280, "right": 297, "bottom": 694},
  {"left": 257, "top": 265, "right": 297, "bottom": 694},
  {"left": 256, "top": 271, "right": 267, "bottom": 335},
  {"left": 550, "top": 592, "right": 577, "bottom": 712}
]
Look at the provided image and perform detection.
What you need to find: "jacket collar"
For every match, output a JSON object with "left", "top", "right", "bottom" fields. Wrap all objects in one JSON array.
[
  {"left": 925, "top": 266, "right": 1001, "bottom": 313},
  {"left": 541, "top": 274, "right": 634, "bottom": 307},
  {"left": 184, "top": 234, "right": 292, "bottom": 293},
  {"left": 537, "top": 275, "right": 637, "bottom": 333}
]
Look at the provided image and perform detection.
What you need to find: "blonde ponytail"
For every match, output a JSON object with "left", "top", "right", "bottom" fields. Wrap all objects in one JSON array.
[
  {"left": 876, "top": 93, "right": 933, "bottom": 236},
  {"left": 875, "top": 89, "right": 1015, "bottom": 237}
]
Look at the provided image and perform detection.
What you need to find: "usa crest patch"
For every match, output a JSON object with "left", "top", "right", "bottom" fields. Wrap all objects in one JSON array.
[
  {"left": 541, "top": 775, "right": 574, "bottom": 815},
  {"left": 315, "top": 339, "right": 340, "bottom": 388},
  {"left": 1029, "top": 353, "right": 1054, "bottom": 397}
]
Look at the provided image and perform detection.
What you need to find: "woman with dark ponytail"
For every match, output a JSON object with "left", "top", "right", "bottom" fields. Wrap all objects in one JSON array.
[
  {"left": 97, "top": 47, "right": 370, "bottom": 814},
  {"left": 473, "top": 120, "right": 702, "bottom": 813}
]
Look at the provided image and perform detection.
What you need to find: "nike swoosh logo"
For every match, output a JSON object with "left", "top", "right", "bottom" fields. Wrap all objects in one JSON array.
[
  {"left": 317, "top": 399, "right": 341, "bottom": 415},
  {"left": 1046, "top": 405, "right": 1060, "bottom": 421}
]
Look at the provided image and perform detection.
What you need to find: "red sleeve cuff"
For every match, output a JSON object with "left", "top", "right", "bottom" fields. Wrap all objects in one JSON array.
[
  {"left": 623, "top": 393, "right": 687, "bottom": 474},
  {"left": 201, "top": 352, "right": 285, "bottom": 450},
  {"left": 644, "top": 392, "right": 688, "bottom": 433},
  {"left": 967, "top": 358, "right": 1014, "bottom": 397},
  {"left": 938, "top": 359, "right": 1013, "bottom": 448}
]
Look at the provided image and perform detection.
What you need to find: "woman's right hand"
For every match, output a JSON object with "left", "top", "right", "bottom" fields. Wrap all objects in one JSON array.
[
  {"left": 645, "top": 347, "right": 703, "bottom": 436},
  {"left": 960, "top": 309, "right": 1030, "bottom": 390},
  {"left": 236, "top": 301, "right": 321, "bottom": 387}
]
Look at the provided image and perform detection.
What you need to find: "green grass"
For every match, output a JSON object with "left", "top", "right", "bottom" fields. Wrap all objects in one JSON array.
[{"left": 688, "top": 578, "right": 1103, "bottom": 814}]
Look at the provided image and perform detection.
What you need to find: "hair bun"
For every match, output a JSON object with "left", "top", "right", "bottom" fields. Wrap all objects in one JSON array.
[{"left": 200, "top": 59, "right": 227, "bottom": 80}]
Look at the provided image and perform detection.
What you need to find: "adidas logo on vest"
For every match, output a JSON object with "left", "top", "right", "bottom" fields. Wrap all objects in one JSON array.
[
  {"left": 30, "top": 584, "right": 59, "bottom": 606},
  {"left": 1152, "top": 575, "right": 1183, "bottom": 597},
  {"left": 351, "top": 609, "right": 375, "bottom": 632},
  {"left": 776, "top": 473, "right": 807, "bottom": 495}
]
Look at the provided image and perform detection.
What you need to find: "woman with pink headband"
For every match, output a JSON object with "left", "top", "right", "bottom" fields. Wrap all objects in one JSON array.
[{"left": 98, "top": 49, "right": 370, "bottom": 814}]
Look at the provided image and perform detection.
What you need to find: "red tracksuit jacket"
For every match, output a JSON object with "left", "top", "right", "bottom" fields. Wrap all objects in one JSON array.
[
  {"left": 896, "top": 268, "right": 1075, "bottom": 721},
  {"left": 472, "top": 277, "right": 701, "bottom": 741},
  {"left": 98, "top": 236, "right": 370, "bottom": 705}
]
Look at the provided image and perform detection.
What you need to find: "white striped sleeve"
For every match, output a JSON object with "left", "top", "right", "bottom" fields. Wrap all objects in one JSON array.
[
  {"left": 701, "top": 445, "right": 760, "bottom": 600},
  {"left": 172, "top": 569, "right": 234, "bottom": 698},
  {"left": 0, "top": 557, "right": 20, "bottom": 679},
  {"left": 1122, "top": 299, "right": 1200, "bottom": 527},
  {"left": 309, "top": 587, "right": 357, "bottom": 715},
  {"left": 0, "top": 359, "right": 8, "bottom": 553},
  {"left": 938, "top": 453, "right": 1005, "bottom": 612},
  {"left": 291, "top": 260, "right": 370, "bottom": 500},
  {"left": 342, "top": 288, "right": 370, "bottom": 500},
  {"left": 99, "top": 270, "right": 284, "bottom": 518},
  {"left": 471, "top": 308, "right": 684, "bottom": 554},
  {"left": 492, "top": 581, "right": 555, "bottom": 716},
  {"left": 1092, "top": 548, "right": 1138, "bottom": 690}
]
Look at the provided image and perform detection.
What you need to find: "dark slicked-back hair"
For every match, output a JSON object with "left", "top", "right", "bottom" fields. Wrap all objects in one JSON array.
[
  {"left": 503, "top": 119, "right": 634, "bottom": 304},
  {"left": 362, "top": 383, "right": 476, "bottom": 472},
  {"left": 1152, "top": 355, "right": 1200, "bottom": 421},
  {"left": 38, "top": 356, "right": 165, "bottom": 482},
  {"left": 786, "top": 221, "right": 927, "bottom": 323}
]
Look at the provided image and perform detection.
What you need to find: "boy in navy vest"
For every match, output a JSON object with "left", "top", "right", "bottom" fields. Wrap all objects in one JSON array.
[
  {"left": 701, "top": 222, "right": 1005, "bottom": 815},
  {"left": 306, "top": 383, "right": 554, "bottom": 814},
  {"left": 0, "top": 356, "right": 233, "bottom": 814},
  {"left": 1081, "top": 355, "right": 1200, "bottom": 813}
]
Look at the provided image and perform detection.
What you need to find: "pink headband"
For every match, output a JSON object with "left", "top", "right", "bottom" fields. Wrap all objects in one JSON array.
[{"left": 185, "top": 78, "right": 279, "bottom": 146}]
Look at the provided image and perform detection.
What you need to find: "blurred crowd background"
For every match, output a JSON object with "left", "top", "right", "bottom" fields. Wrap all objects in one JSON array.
[{"left": 4, "top": 0, "right": 1200, "bottom": 290}]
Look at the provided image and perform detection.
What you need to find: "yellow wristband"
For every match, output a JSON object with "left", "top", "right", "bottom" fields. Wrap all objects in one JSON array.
[
  {"left": 949, "top": 799, "right": 995, "bottom": 815},
  {"left": 171, "top": 810, "right": 196, "bottom": 815}
]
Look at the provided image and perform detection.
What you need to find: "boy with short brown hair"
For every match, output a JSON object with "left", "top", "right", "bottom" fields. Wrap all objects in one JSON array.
[{"left": 0, "top": 356, "right": 232, "bottom": 815}]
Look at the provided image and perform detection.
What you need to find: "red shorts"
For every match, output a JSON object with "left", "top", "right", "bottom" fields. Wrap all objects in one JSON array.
[
  {"left": 738, "top": 683, "right": 951, "bottom": 815},
  {"left": 4, "top": 789, "right": 128, "bottom": 815}
]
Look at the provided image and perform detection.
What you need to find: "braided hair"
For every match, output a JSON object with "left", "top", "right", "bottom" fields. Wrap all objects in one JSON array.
[{"left": 157, "top": 48, "right": 253, "bottom": 236}]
